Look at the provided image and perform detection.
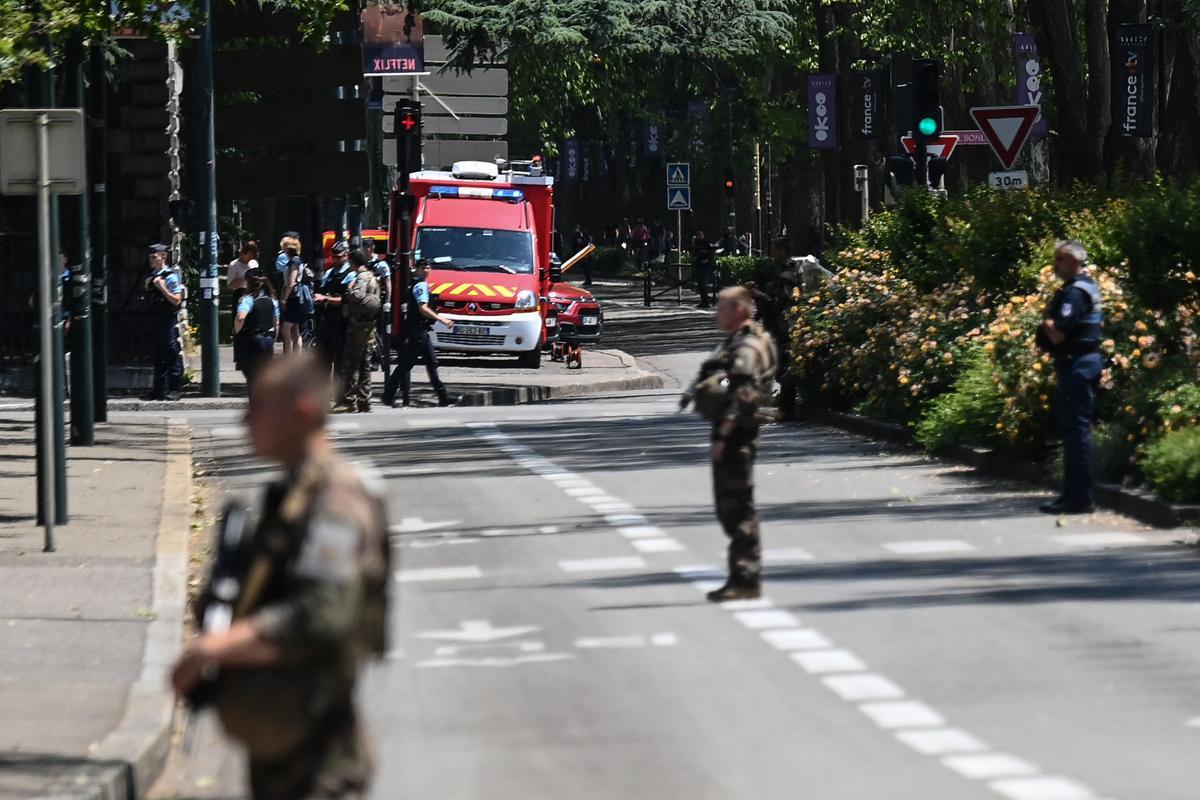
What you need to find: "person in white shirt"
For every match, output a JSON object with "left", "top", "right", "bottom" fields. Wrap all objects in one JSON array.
[{"left": 227, "top": 241, "right": 259, "bottom": 313}]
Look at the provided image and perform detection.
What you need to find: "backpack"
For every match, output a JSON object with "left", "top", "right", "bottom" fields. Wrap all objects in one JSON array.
[{"left": 345, "top": 271, "right": 381, "bottom": 324}]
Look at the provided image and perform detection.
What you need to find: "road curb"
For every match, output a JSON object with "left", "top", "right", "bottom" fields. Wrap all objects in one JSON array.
[
  {"left": 799, "top": 407, "right": 1200, "bottom": 530},
  {"left": 47, "top": 419, "right": 192, "bottom": 800}
]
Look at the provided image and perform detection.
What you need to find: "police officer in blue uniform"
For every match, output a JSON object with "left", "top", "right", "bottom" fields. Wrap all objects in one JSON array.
[
  {"left": 143, "top": 243, "right": 184, "bottom": 401},
  {"left": 313, "top": 240, "right": 354, "bottom": 373},
  {"left": 1038, "top": 241, "right": 1103, "bottom": 514},
  {"left": 381, "top": 259, "right": 458, "bottom": 408}
]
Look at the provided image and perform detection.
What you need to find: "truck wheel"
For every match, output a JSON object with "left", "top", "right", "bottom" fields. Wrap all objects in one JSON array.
[{"left": 517, "top": 348, "right": 541, "bottom": 369}]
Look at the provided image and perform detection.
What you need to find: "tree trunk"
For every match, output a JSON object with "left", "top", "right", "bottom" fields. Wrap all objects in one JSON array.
[{"left": 1031, "top": 0, "right": 1093, "bottom": 180}]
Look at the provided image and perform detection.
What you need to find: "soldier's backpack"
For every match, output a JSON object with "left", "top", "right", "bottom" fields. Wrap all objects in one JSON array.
[{"left": 345, "top": 271, "right": 381, "bottom": 324}]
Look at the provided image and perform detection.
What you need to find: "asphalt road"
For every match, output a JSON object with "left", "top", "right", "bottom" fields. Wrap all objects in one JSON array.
[{"left": 152, "top": 372, "right": 1200, "bottom": 800}]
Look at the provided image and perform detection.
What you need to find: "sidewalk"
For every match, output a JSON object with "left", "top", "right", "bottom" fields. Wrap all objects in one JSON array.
[{"left": 0, "top": 413, "right": 191, "bottom": 799}]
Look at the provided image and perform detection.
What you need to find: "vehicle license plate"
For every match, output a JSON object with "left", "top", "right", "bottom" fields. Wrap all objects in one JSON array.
[
  {"left": 582, "top": 316, "right": 598, "bottom": 326},
  {"left": 456, "top": 325, "right": 490, "bottom": 337}
]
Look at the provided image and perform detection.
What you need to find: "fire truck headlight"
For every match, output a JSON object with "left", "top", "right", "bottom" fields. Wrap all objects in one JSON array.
[{"left": 514, "top": 290, "right": 537, "bottom": 311}]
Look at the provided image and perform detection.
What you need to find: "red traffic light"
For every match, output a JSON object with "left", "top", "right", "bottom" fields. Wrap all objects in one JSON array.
[
  {"left": 724, "top": 179, "right": 734, "bottom": 189},
  {"left": 399, "top": 113, "right": 418, "bottom": 132}
]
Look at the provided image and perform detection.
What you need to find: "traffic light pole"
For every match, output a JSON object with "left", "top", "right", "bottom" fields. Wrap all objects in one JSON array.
[
  {"left": 66, "top": 34, "right": 95, "bottom": 447},
  {"left": 196, "top": 0, "right": 220, "bottom": 397}
]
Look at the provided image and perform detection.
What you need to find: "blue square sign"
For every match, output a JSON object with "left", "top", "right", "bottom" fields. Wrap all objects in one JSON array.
[
  {"left": 666, "top": 186, "right": 692, "bottom": 211},
  {"left": 666, "top": 163, "right": 690, "bottom": 186}
]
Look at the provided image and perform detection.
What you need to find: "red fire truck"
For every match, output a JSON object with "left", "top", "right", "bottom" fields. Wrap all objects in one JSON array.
[{"left": 388, "top": 159, "right": 597, "bottom": 369}]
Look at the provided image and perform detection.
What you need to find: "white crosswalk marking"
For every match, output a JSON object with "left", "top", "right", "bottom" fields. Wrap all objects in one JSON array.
[
  {"left": 894, "top": 728, "right": 988, "bottom": 756},
  {"left": 943, "top": 753, "right": 1039, "bottom": 780},
  {"left": 395, "top": 566, "right": 482, "bottom": 582},
  {"left": 884, "top": 539, "right": 976, "bottom": 555},
  {"left": 822, "top": 674, "right": 905, "bottom": 701},
  {"left": 988, "top": 776, "right": 1096, "bottom": 800},
  {"left": 558, "top": 556, "right": 646, "bottom": 573},
  {"left": 859, "top": 701, "right": 945, "bottom": 729},
  {"left": 790, "top": 649, "right": 867, "bottom": 674}
]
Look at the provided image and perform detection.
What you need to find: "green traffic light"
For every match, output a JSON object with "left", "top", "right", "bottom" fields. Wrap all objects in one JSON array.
[{"left": 918, "top": 117, "right": 939, "bottom": 137}]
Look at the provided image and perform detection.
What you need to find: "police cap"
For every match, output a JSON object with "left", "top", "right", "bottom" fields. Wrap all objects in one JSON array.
[
  {"left": 281, "top": 230, "right": 301, "bottom": 240},
  {"left": 361, "top": 237, "right": 377, "bottom": 249},
  {"left": 148, "top": 243, "right": 169, "bottom": 254},
  {"left": 332, "top": 240, "right": 351, "bottom": 255}
]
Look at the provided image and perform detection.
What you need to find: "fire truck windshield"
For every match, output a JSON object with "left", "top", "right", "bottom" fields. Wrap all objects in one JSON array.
[{"left": 415, "top": 227, "right": 535, "bottom": 274}]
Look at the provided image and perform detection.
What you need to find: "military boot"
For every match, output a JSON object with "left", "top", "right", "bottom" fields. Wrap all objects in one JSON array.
[{"left": 706, "top": 579, "right": 762, "bottom": 603}]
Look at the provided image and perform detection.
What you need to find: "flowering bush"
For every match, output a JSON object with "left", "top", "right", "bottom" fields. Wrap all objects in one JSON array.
[{"left": 792, "top": 182, "right": 1200, "bottom": 500}]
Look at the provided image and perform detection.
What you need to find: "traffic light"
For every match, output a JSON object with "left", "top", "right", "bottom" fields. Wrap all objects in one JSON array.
[
  {"left": 927, "top": 156, "right": 949, "bottom": 190},
  {"left": 911, "top": 58, "right": 941, "bottom": 139},
  {"left": 392, "top": 99, "right": 422, "bottom": 191},
  {"left": 724, "top": 172, "right": 735, "bottom": 199}
]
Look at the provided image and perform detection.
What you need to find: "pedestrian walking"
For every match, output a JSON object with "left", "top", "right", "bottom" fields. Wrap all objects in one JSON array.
[
  {"left": 333, "top": 250, "right": 381, "bottom": 414},
  {"left": 279, "top": 240, "right": 310, "bottom": 355},
  {"left": 172, "top": 354, "right": 390, "bottom": 800},
  {"left": 142, "top": 243, "right": 184, "bottom": 401},
  {"left": 682, "top": 286, "right": 778, "bottom": 601},
  {"left": 381, "top": 258, "right": 459, "bottom": 408},
  {"left": 691, "top": 230, "right": 717, "bottom": 309},
  {"left": 363, "top": 237, "right": 391, "bottom": 372},
  {"left": 1038, "top": 240, "right": 1104, "bottom": 515},
  {"left": 745, "top": 236, "right": 801, "bottom": 420},
  {"left": 232, "top": 268, "right": 278, "bottom": 390},
  {"left": 227, "top": 241, "right": 259, "bottom": 314},
  {"left": 314, "top": 241, "right": 354, "bottom": 374}
]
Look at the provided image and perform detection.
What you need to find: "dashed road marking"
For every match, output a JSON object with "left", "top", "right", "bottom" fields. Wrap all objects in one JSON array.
[
  {"left": 790, "top": 649, "right": 867, "bottom": 674},
  {"left": 618, "top": 525, "right": 665, "bottom": 539},
  {"left": 884, "top": 539, "right": 977, "bottom": 555},
  {"left": 763, "top": 547, "right": 814, "bottom": 562},
  {"left": 895, "top": 728, "right": 989, "bottom": 756},
  {"left": 943, "top": 753, "right": 1039, "bottom": 780},
  {"left": 631, "top": 538, "right": 685, "bottom": 553},
  {"left": 859, "top": 700, "right": 945, "bottom": 729},
  {"left": 395, "top": 566, "right": 482, "bottom": 582},
  {"left": 988, "top": 776, "right": 1096, "bottom": 800},
  {"left": 760, "top": 628, "right": 832, "bottom": 651},
  {"left": 822, "top": 673, "right": 905, "bottom": 701},
  {"left": 565, "top": 486, "right": 607, "bottom": 498},
  {"left": 733, "top": 609, "right": 801, "bottom": 630},
  {"left": 558, "top": 556, "right": 646, "bottom": 573},
  {"left": 607, "top": 513, "right": 649, "bottom": 526}
]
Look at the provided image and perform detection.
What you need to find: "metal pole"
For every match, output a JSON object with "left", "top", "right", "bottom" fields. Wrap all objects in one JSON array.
[
  {"left": 66, "top": 35, "right": 95, "bottom": 446},
  {"left": 197, "top": 0, "right": 220, "bottom": 396},
  {"left": 89, "top": 33, "right": 109, "bottom": 422},
  {"left": 36, "top": 113, "right": 56, "bottom": 552},
  {"left": 675, "top": 209, "right": 682, "bottom": 304}
]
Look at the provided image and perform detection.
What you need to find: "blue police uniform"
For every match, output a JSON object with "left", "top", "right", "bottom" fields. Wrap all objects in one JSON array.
[
  {"left": 147, "top": 266, "right": 184, "bottom": 399},
  {"left": 381, "top": 278, "right": 450, "bottom": 406},
  {"left": 234, "top": 291, "right": 279, "bottom": 385},
  {"left": 1046, "top": 273, "right": 1103, "bottom": 510}
]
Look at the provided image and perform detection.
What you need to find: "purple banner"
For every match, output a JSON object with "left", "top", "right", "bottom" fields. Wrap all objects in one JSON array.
[
  {"left": 563, "top": 139, "right": 581, "bottom": 181},
  {"left": 644, "top": 122, "right": 664, "bottom": 158},
  {"left": 1014, "top": 33, "right": 1048, "bottom": 137},
  {"left": 808, "top": 75, "right": 837, "bottom": 149},
  {"left": 688, "top": 99, "right": 709, "bottom": 155}
]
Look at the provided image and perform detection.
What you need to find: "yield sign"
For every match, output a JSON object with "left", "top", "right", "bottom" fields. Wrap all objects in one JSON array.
[
  {"left": 969, "top": 105, "right": 1040, "bottom": 170},
  {"left": 900, "top": 134, "right": 959, "bottom": 160}
]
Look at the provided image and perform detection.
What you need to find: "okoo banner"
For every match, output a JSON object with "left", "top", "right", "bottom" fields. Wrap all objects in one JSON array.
[
  {"left": 563, "top": 139, "right": 581, "bottom": 182},
  {"left": 1111, "top": 24, "right": 1156, "bottom": 138},
  {"left": 1013, "top": 33, "right": 1048, "bottom": 137},
  {"left": 808, "top": 74, "right": 838, "bottom": 149},
  {"left": 851, "top": 70, "right": 884, "bottom": 140},
  {"left": 644, "top": 123, "right": 664, "bottom": 158},
  {"left": 361, "top": 6, "right": 426, "bottom": 77}
]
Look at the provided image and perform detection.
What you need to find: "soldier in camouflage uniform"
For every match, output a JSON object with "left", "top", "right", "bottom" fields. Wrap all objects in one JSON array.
[
  {"left": 172, "top": 355, "right": 390, "bottom": 800},
  {"left": 333, "top": 250, "right": 381, "bottom": 414},
  {"left": 706, "top": 286, "right": 778, "bottom": 602}
]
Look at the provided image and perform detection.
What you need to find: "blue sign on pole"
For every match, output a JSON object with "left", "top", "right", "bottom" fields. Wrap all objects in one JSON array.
[
  {"left": 666, "top": 163, "right": 690, "bottom": 186},
  {"left": 666, "top": 186, "right": 692, "bottom": 211}
]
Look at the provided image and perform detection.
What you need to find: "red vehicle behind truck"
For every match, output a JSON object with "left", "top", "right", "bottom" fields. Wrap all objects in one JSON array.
[{"left": 387, "top": 159, "right": 599, "bottom": 369}]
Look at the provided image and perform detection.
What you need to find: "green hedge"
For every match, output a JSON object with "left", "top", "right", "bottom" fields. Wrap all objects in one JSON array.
[{"left": 1142, "top": 427, "right": 1200, "bottom": 503}]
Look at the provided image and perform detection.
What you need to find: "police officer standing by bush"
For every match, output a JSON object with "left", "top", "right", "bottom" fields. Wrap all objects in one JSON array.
[
  {"left": 172, "top": 354, "right": 390, "bottom": 800},
  {"left": 683, "top": 286, "right": 778, "bottom": 601},
  {"left": 1038, "top": 240, "right": 1103, "bottom": 514},
  {"left": 143, "top": 243, "right": 184, "bottom": 401}
]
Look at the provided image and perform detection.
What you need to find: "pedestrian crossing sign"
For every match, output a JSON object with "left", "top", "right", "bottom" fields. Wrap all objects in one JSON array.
[
  {"left": 666, "top": 162, "right": 690, "bottom": 186},
  {"left": 666, "top": 186, "right": 692, "bottom": 211}
]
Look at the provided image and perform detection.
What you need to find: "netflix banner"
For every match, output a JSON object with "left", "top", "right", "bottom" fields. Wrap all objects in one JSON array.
[
  {"left": 808, "top": 74, "right": 838, "bottom": 149},
  {"left": 1014, "top": 33, "right": 1048, "bottom": 137},
  {"left": 361, "top": 6, "right": 426, "bottom": 76},
  {"left": 851, "top": 70, "right": 884, "bottom": 140},
  {"left": 1111, "top": 24, "right": 1156, "bottom": 138}
]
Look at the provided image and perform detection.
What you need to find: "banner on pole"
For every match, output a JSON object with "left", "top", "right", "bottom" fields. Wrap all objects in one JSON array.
[
  {"left": 1111, "top": 24, "right": 1156, "bottom": 138},
  {"left": 808, "top": 74, "right": 838, "bottom": 150},
  {"left": 851, "top": 70, "right": 884, "bottom": 140},
  {"left": 644, "top": 123, "right": 664, "bottom": 158},
  {"left": 361, "top": 6, "right": 427, "bottom": 77},
  {"left": 563, "top": 139, "right": 581, "bottom": 181},
  {"left": 1013, "top": 33, "right": 1048, "bottom": 138}
]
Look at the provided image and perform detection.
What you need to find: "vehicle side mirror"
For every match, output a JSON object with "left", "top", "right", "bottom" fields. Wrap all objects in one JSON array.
[{"left": 549, "top": 263, "right": 563, "bottom": 284}]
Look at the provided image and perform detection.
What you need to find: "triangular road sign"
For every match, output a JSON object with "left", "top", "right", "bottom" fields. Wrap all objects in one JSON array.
[
  {"left": 900, "top": 134, "right": 960, "bottom": 160},
  {"left": 969, "top": 105, "right": 1040, "bottom": 170},
  {"left": 666, "top": 187, "right": 691, "bottom": 211}
]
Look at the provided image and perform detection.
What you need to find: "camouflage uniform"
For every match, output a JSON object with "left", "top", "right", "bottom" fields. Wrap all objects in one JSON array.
[
  {"left": 711, "top": 321, "right": 778, "bottom": 586},
  {"left": 213, "top": 451, "right": 390, "bottom": 800},
  {"left": 337, "top": 271, "right": 380, "bottom": 411}
]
